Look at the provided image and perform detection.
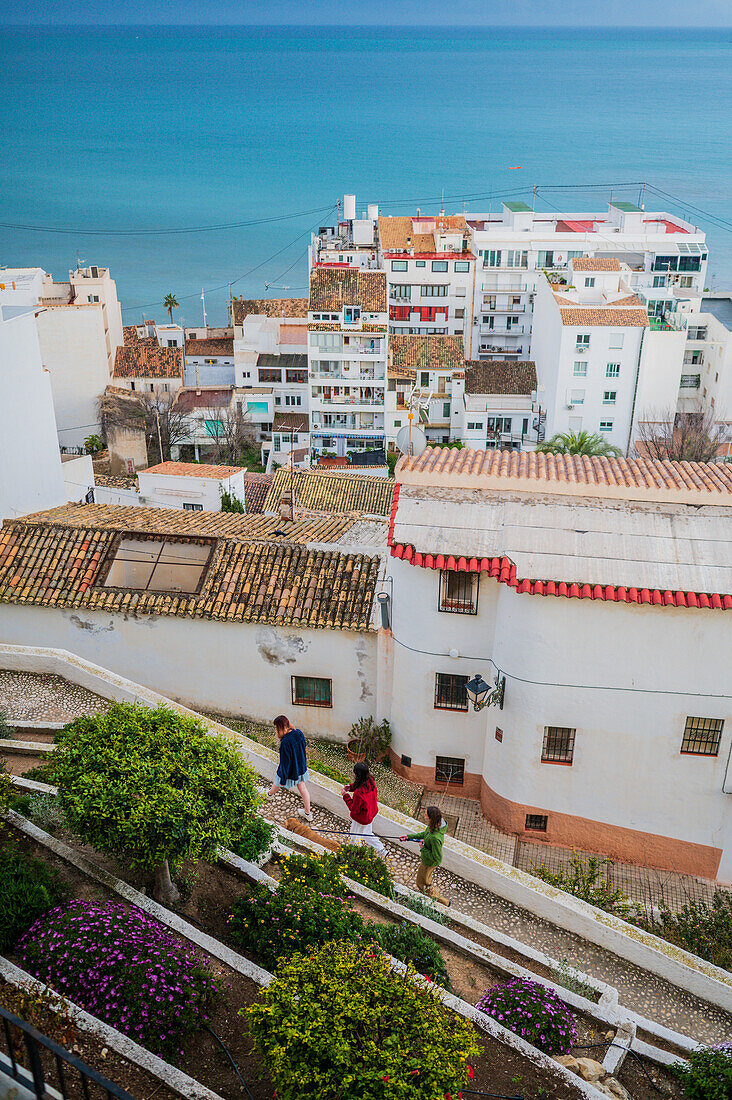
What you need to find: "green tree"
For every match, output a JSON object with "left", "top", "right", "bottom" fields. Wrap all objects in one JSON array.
[
  {"left": 536, "top": 430, "right": 622, "bottom": 458},
  {"left": 220, "top": 490, "right": 245, "bottom": 513},
  {"left": 48, "top": 704, "right": 261, "bottom": 904},
  {"left": 163, "top": 293, "right": 179, "bottom": 323}
]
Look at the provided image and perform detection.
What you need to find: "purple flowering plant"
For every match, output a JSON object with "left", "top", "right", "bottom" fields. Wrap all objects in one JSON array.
[
  {"left": 16, "top": 900, "right": 217, "bottom": 1061},
  {"left": 476, "top": 977, "right": 577, "bottom": 1056}
]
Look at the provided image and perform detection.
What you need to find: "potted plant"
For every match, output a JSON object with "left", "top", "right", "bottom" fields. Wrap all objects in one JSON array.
[{"left": 347, "top": 716, "right": 391, "bottom": 765}]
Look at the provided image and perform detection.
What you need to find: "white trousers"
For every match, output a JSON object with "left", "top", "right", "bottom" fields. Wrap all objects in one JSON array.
[{"left": 349, "top": 820, "right": 387, "bottom": 856}]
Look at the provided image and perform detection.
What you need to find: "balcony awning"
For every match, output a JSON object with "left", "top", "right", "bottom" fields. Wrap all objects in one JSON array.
[{"left": 311, "top": 431, "right": 384, "bottom": 439}]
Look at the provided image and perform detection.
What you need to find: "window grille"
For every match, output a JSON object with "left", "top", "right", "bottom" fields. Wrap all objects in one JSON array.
[
  {"left": 434, "top": 673, "right": 469, "bottom": 711},
  {"left": 541, "top": 726, "right": 576, "bottom": 764},
  {"left": 525, "top": 814, "right": 548, "bottom": 831},
  {"left": 439, "top": 570, "right": 478, "bottom": 614},
  {"left": 680, "top": 717, "right": 723, "bottom": 756},
  {"left": 291, "top": 676, "right": 332, "bottom": 708},
  {"left": 435, "top": 756, "right": 465, "bottom": 784}
]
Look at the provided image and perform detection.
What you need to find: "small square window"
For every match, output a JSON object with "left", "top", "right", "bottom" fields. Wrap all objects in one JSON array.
[
  {"left": 606, "top": 363, "right": 620, "bottom": 378},
  {"left": 603, "top": 391, "right": 617, "bottom": 404},
  {"left": 434, "top": 673, "right": 469, "bottom": 711},
  {"left": 432, "top": 260, "right": 449, "bottom": 272},
  {"left": 455, "top": 261, "right": 470, "bottom": 272},
  {"left": 439, "top": 570, "right": 478, "bottom": 614},
  {"left": 570, "top": 389, "right": 585, "bottom": 404},
  {"left": 542, "top": 726, "right": 575, "bottom": 764},
  {"left": 573, "top": 361, "right": 587, "bottom": 377},
  {"left": 525, "top": 814, "right": 548, "bottom": 832},
  {"left": 599, "top": 420, "right": 613, "bottom": 432},
  {"left": 182, "top": 503, "right": 203, "bottom": 511},
  {"left": 416, "top": 260, "right": 426, "bottom": 268},
  {"left": 584, "top": 277, "right": 595, "bottom": 288},
  {"left": 680, "top": 717, "right": 723, "bottom": 756},
  {"left": 608, "top": 331, "right": 624, "bottom": 349},
  {"left": 435, "top": 756, "right": 465, "bottom": 784},
  {"left": 291, "top": 676, "right": 332, "bottom": 708},
  {"left": 391, "top": 260, "right": 408, "bottom": 272}
]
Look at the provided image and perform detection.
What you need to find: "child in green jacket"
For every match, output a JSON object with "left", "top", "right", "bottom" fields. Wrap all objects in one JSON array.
[{"left": 400, "top": 805, "right": 450, "bottom": 906}]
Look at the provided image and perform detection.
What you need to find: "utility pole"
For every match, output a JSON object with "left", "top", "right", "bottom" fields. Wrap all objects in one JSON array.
[
  {"left": 155, "top": 407, "right": 164, "bottom": 463},
  {"left": 201, "top": 289, "right": 207, "bottom": 332},
  {"left": 532, "top": 184, "right": 536, "bottom": 212}
]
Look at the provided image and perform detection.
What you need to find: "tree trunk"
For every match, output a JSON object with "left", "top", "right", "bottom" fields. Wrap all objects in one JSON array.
[{"left": 154, "top": 860, "right": 180, "bottom": 906}]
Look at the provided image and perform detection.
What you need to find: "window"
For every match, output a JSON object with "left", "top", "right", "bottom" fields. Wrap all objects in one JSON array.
[
  {"left": 434, "top": 673, "right": 469, "bottom": 711},
  {"left": 259, "top": 368, "right": 282, "bottom": 383},
  {"left": 394, "top": 419, "right": 402, "bottom": 427},
  {"left": 167, "top": 339, "right": 177, "bottom": 347},
  {"left": 652, "top": 275, "right": 666, "bottom": 288},
  {"left": 573, "top": 361, "right": 587, "bottom": 377},
  {"left": 599, "top": 420, "right": 613, "bottom": 432},
  {"left": 103, "top": 537, "right": 212, "bottom": 594},
  {"left": 606, "top": 363, "right": 620, "bottom": 378},
  {"left": 420, "top": 371, "right": 430, "bottom": 387},
  {"left": 483, "top": 249, "right": 502, "bottom": 268},
  {"left": 292, "top": 676, "right": 332, "bottom": 708},
  {"left": 182, "top": 503, "right": 203, "bottom": 512},
  {"left": 439, "top": 570, "right": 478, "bottom": 614},
  {"left": 506, "top": 250, "right": 528, "bottom": 268},
  {"left": 688, "top": 326, "right": 707, "bottom": 340},
  {"left": 205, "top": 418, "right": 223, "bottom": 437},
  {"left": 391, "top": 284, "right": 411, "bottom": 299},
  {"left": 525, "top": 814, "right": 547, "bottom": 832},
  {"left": 344, "top": 306, "right": 361, "bottom": 323},
  {"left": 455, "top": 285, "right": 467, "bottom": 297},
  {"left": 273, "top": 437, "right": 281, "bottom": 452},
  {"left": 435, "top": 756, "right": 465, "bottom": 785},
  {"left": 576, "top": 334, "right": 590, "bottom": 350},
  {"left": 416, "top": 260, "right": 426, "bottom": 268},
  {"left": 584, "top": 277, "right": 595, "bottom": 288},
  {"left": 542, "top": 726, "right": 575, "bottom": 764},
  {"left": 608, "top": 331, "right": 624, "bottom": 349},
  {"left": 570, "top": 389, "right": 585, "bottom": 405},
  {"left": 432, "top": 260, "right": 448, "bottom": 272},
  {"left": 87, "top": 294, "right": 100, "bottom": 303},
  {"left": 455, "top": 261, "right": 470, "bottom": 272},
  {"left": 680, "top": 717, "right": 723, "bottom": 756},
  {"left": 285, "top": 394, "right": 302, "bottom": 406},
  {"left": 442, "top": 401, "right": 450, "bottom": 417},
  {"left": 454, "top": 308, "right": 465, "bottom": 319},
  {"left": 286, "top": 369, "right": 307, "bottom": 384},
  {"left": 467, "top": 421, "right": 483, "bottom": 431},
  {"left": 421, "top": 285, "right": 448, "bottom": 297},
  {"left": 603, "top": 391, "right": 617, "bottom": 404},
  {"left": 391, "top": 260, "right": 408, "bottom": 271},
  {"left": 506, "top": 316, "right": 519, "bottom": 329},
  {"left": 536, "top": 250, "right": 554, "bottom": 269}
]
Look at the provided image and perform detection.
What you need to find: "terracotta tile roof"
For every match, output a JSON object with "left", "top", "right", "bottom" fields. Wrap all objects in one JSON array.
[
  {"left": 307, "top": 322, "right": 341, "bottom": 331},
  {"left": 95, "top": 474, "right": 137, "bottom": 490},
  {"left": 464, "top": 360, "right": 537, "bottom": 396},
  {"left": 264, "top": 468, "right": 395, "bottom": 518},
  {"left": 572, "top": 257, "right": 622, "bottom": 272},
  {"left": 231, "top": 298, "right": 308, "bottom": 324},
  {"left": 174, "top": 387, "right": 233, "bottom": 413},
  {"left": 0, "top": 514, "right": 378, "bottom": 631},
  {"left": 241, "top": 472, "right": 274, "bottom": 514},
  {"left": 272, "top": 413, "right": 309, "bottom": 433},
  {"left": 378, "top": 214, "right": 469, "bottom": 253},
  {"left": 309, "top": 269, "right": 387, "bottom": 313},
  {"left": 613, "top": 294, "right": 646, "bottom": 307},
  {"left": 122, "top": 325, "right": 156, "bottom": 347},
  {"left": 142, "top": 461, "right": 244, "bottom": 480},
  {"left": 113, "top": 343, "right": 184, "bottom": 380},
  {"left": 257, "top": 353, "right": 307, "bottom": 369},
  {"left": 12, "top": 503, "right": 357, "bottom": 543},
  {"left": 397, "top": 446, "right": 732, "bottom": 505},
  {"left": 388, "top": 335, "right": 464, "bottom": 377},
  {"left": 559, "top": 308, "right": 649, "bottom": 328},
  {"left": 185, "top": 338, "right": 234, "bottom": 357}
]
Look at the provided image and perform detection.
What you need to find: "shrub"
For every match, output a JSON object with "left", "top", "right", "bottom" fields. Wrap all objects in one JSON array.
[
  {"left": 348, "top": 715, "right": 391, "bottom": 762},
  {"left": 636, "top": 891, "right": 732, "bottom": 972},
  {"left": 230, "top": 816, "right": 275, "bottom": 863},
  {"left": 27, "top": 793, "right": 67, "bottom": 833},
  {"left": 397, "top": 891, "right": 448, "bottom": 925},
  {"left": 308, "top": 759, "right": 349, "bottom": 784},
  {"left": 670, "top": 1046, "right": 732, "bottom": 1100},
  {"left": 229, "top": 880, "right": 368, "bottom": 970},
  {"left": 530, "top": 853, "right": 635, "bottom": 917},
  {"left": 17, "top": 900, "right": 217, "bottom": 1060},
  {"left": 549, "top": 958, "right": 597, "bottom": 1000},
  {"left": 220, "top": 490, "right": 245, "bottom": 513},
  {"left": 333, "top": 843, "right": 395, "bottom": 898},
  {"left": 0, "top": 711, "right": 12, "bottom": 739},
  {"left": 278, "top": 851, "right": 343, "bottom": 894},
  {"left": 49, "top": 703, "right": 261, "bottom": 902},
  {"left": 476, "top": 977, "right": 577, "bottom": 1055},
  {"left": 247, "top": 941, "right": 481, "bottom": 1099},
  {"left": 0, "top": 848, "right": 68, "bottom": 951},
  {"left": 377, "top": 921, "right": 451, "bottom": 989}
]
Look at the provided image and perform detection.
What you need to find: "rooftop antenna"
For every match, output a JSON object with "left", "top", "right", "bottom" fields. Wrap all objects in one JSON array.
[
  {"left": 200, "top": 289, "right": 207, "bottom": 331},
  {"left": 264, "top": 282, "right": 291, "bottom": 299},
  {"left": 74, "top": 250, "right": 85, "bottom": 273}
]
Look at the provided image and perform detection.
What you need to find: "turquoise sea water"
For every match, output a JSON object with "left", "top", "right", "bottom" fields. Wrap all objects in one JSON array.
[{"left": 0, "top": 26, "right": 730, "bottom": 323}]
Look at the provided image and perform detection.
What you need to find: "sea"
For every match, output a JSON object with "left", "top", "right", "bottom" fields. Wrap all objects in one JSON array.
[{"left": 1, "top": 25, "right": 730, "bottom": 325}]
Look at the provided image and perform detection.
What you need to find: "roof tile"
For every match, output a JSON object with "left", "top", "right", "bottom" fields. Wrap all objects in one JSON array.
[{"left": 263, "top": 468, "right": 394, "bottom": 517}]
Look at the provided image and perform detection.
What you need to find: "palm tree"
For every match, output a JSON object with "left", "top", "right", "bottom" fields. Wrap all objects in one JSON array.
[
  {"left": 163, "top": 293, "right": 179, "bottom": 323},
  {"left": 536, "top": 430, "right": 622, "bottom": 458}
]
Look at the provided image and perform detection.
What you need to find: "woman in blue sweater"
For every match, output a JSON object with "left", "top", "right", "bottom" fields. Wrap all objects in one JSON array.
[{"left": 265, "top": 714, "right": 313, "bottom": 821}]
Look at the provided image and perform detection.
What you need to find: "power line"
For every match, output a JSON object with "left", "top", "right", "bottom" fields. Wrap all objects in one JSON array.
[{"left": 0, "top": 204, "right": 336, "bottom": 237}]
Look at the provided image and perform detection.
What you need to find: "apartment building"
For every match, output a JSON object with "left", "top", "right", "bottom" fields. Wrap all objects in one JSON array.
[
  {"left": 308, "top": 268, "right": 388, "bottom": 460},
  {"left": 384, "top": 334, "right": 464, "bottom": 448},
  {"left": 0, "top": 264, "right": 124, "bottom": 447},
  {"left": 184, "top": 335, "right": 235, "bottom": 387},
  {"left": 451, "top": 360, "right": 539, "bottom": 451},
  {"left": 531, "top": 257, "right": 687, "bottom": 452},
  {"left": 309, "top": 194, "right": 380, "bottom": 270},
  {"left": 467, "top": 200, "right": 708, "bottom": 362},
  {"left": 671, "top": 295, "right": 732, "bottom": 449},
  {"left": 112, "top": 326, "right": 185, "bottom": 394}
]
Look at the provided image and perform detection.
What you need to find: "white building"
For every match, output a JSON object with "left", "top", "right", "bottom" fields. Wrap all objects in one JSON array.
[
  {"left": 113, "top": 326, "right": 185, "bottom": 394},
  {"left": 530, "top": 257, "right": 686, "bottom": 453},
  {"left": 184, "top": 336, "right": 235, "bottom": 387},
  {"left": 467, "top": 200, "right": 707, "bottom": 362},
  {"left": 308, "top": 268, "right": 388, "bottom": 460},
  {"left": 383, "top": 446, "right": 732, "bottom": 883},
  {"left": 155, "top": 322, "right": 184, "bottom": 348},
  {"left": 0, "top": 265, "right": 124, "bottom": 448},
  {"left": 137, "top": 461, "right": 246, "bottom": 511},
  {"left": 451, "top": 360, "right": 539, "bottom": 451},
  {"left": 0, "top": 304, "right": 66, "bottom": 520},
  {"left": 384, "top": 334, "right": 465, "bottom": 448},
  {"left": 309, "top": 194, "right": 381, "bottom": 271},
  {"left": 674, "top": 294, "right": 732, "bottom": 449}
]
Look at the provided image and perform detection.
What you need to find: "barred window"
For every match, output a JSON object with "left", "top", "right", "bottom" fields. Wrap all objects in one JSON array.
[
  {"left": 439, "top": 570, "right": 478, "bottom": 614},
  {"left": 291, "top": 676, "right": 332, "bottom": 708},
  {"left": 435, "top": 756, "right": 465, "bottom": 784},
  {"left": 525, "top": 814, "right": 547, "bottom": 832},
  {"left": 541, "top": 726, "right": 575, "bottom": 764},
  {"left": 434, "top": 673, "right": 469, "bottom": 712},
  {"left": 680, "top": 717, "right": 723, "bottom": 756}
]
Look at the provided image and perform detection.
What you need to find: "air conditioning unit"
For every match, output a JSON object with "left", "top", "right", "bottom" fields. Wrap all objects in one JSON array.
[{"left": 565, "top": 403, "right": 574, "bottom": 410}]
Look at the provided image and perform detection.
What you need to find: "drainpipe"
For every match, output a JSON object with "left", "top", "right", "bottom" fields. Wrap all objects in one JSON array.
[{"left": 626, "top": 326, "right": 645, "bottom": 456}]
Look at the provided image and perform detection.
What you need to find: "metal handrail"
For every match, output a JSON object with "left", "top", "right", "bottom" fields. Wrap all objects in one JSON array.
[{"left": 0, "top": 1005, "right": 135, "bottom": 1100}]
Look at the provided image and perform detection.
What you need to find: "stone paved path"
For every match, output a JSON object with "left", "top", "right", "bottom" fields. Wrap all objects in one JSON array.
[
  {"left": 0, "top": 671, "right": 107, "bottom": 724},
  {"left": 262, "top": 784, "right": 732, "bottom": 1047}
]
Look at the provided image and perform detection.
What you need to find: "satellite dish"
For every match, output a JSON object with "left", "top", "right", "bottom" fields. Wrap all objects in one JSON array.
[{"left": 396, "top": 424, "right": 427, "bottom": 457}]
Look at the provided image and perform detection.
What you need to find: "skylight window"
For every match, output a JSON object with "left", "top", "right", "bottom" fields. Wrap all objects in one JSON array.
[{"left": 103, "top": 538, "right": 212, "bottom": 594}]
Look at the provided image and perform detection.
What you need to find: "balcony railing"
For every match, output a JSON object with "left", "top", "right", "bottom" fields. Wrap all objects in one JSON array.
[
  {"left": 680, "top": 374, "right": 701, "bottom": 389},
  {"left": 481, "top": 305, "right": 526, "bottom": 314},
  {"left": 316, "top": 397, "right": 383, "bottom": 407},
  {"left": 481, "top": 280, "right": 527, "bottom": 292}
]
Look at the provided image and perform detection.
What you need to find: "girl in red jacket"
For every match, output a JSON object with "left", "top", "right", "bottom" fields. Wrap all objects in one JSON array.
[{"left": 341, "top": 762, "right": 387, "bottom": 856}]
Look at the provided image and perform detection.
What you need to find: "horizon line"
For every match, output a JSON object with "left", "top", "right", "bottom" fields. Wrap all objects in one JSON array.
[{"left": 2, "top": 21, "right": 731, "bottom": 29}]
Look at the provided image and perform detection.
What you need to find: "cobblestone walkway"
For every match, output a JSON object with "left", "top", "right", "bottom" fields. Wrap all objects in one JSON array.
[
  {"left": 261, "top": 784, "right": 732, "bottom": 1047},
  {"left": 0, "top": 671, "right": 108, "bottom": 724}
]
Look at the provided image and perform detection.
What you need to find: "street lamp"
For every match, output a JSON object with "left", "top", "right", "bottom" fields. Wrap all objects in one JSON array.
[{"left": 466, "top": 672, "right": 505, "bottom": 712}]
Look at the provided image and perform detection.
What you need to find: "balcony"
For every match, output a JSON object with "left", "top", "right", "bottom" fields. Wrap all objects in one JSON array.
[
  {"left": 481, "top": 305, "right": 526, "bottom": 314},
  {"left": 482, "top": 279, "right": 527, "bottom": 292},
  {"left": 648, "top": 312, "right": 687, "bottom": 332},
  {"left": 680, "top": 374, "right": 701, "bottom": 389},
  {"left": 315, "top": 396, "right": 383, "bottom": 407}
]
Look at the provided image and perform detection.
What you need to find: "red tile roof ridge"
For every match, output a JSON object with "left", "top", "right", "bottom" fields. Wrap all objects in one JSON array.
[{"left": 142, "top": 461, "right": 244, "bottom": 479}]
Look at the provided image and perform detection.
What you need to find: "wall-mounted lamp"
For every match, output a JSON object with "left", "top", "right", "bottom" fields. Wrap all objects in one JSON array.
[
  {"left": 465, "top": 672, "right": 505, "bottom": 712},
  {"left": 377, "top": 592, "right": 391, "bottom": 630}
]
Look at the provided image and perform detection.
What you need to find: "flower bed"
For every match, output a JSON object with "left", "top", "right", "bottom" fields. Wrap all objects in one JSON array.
[{"left": 476, "top": 977, "right": 577, "bottom": 1055}]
